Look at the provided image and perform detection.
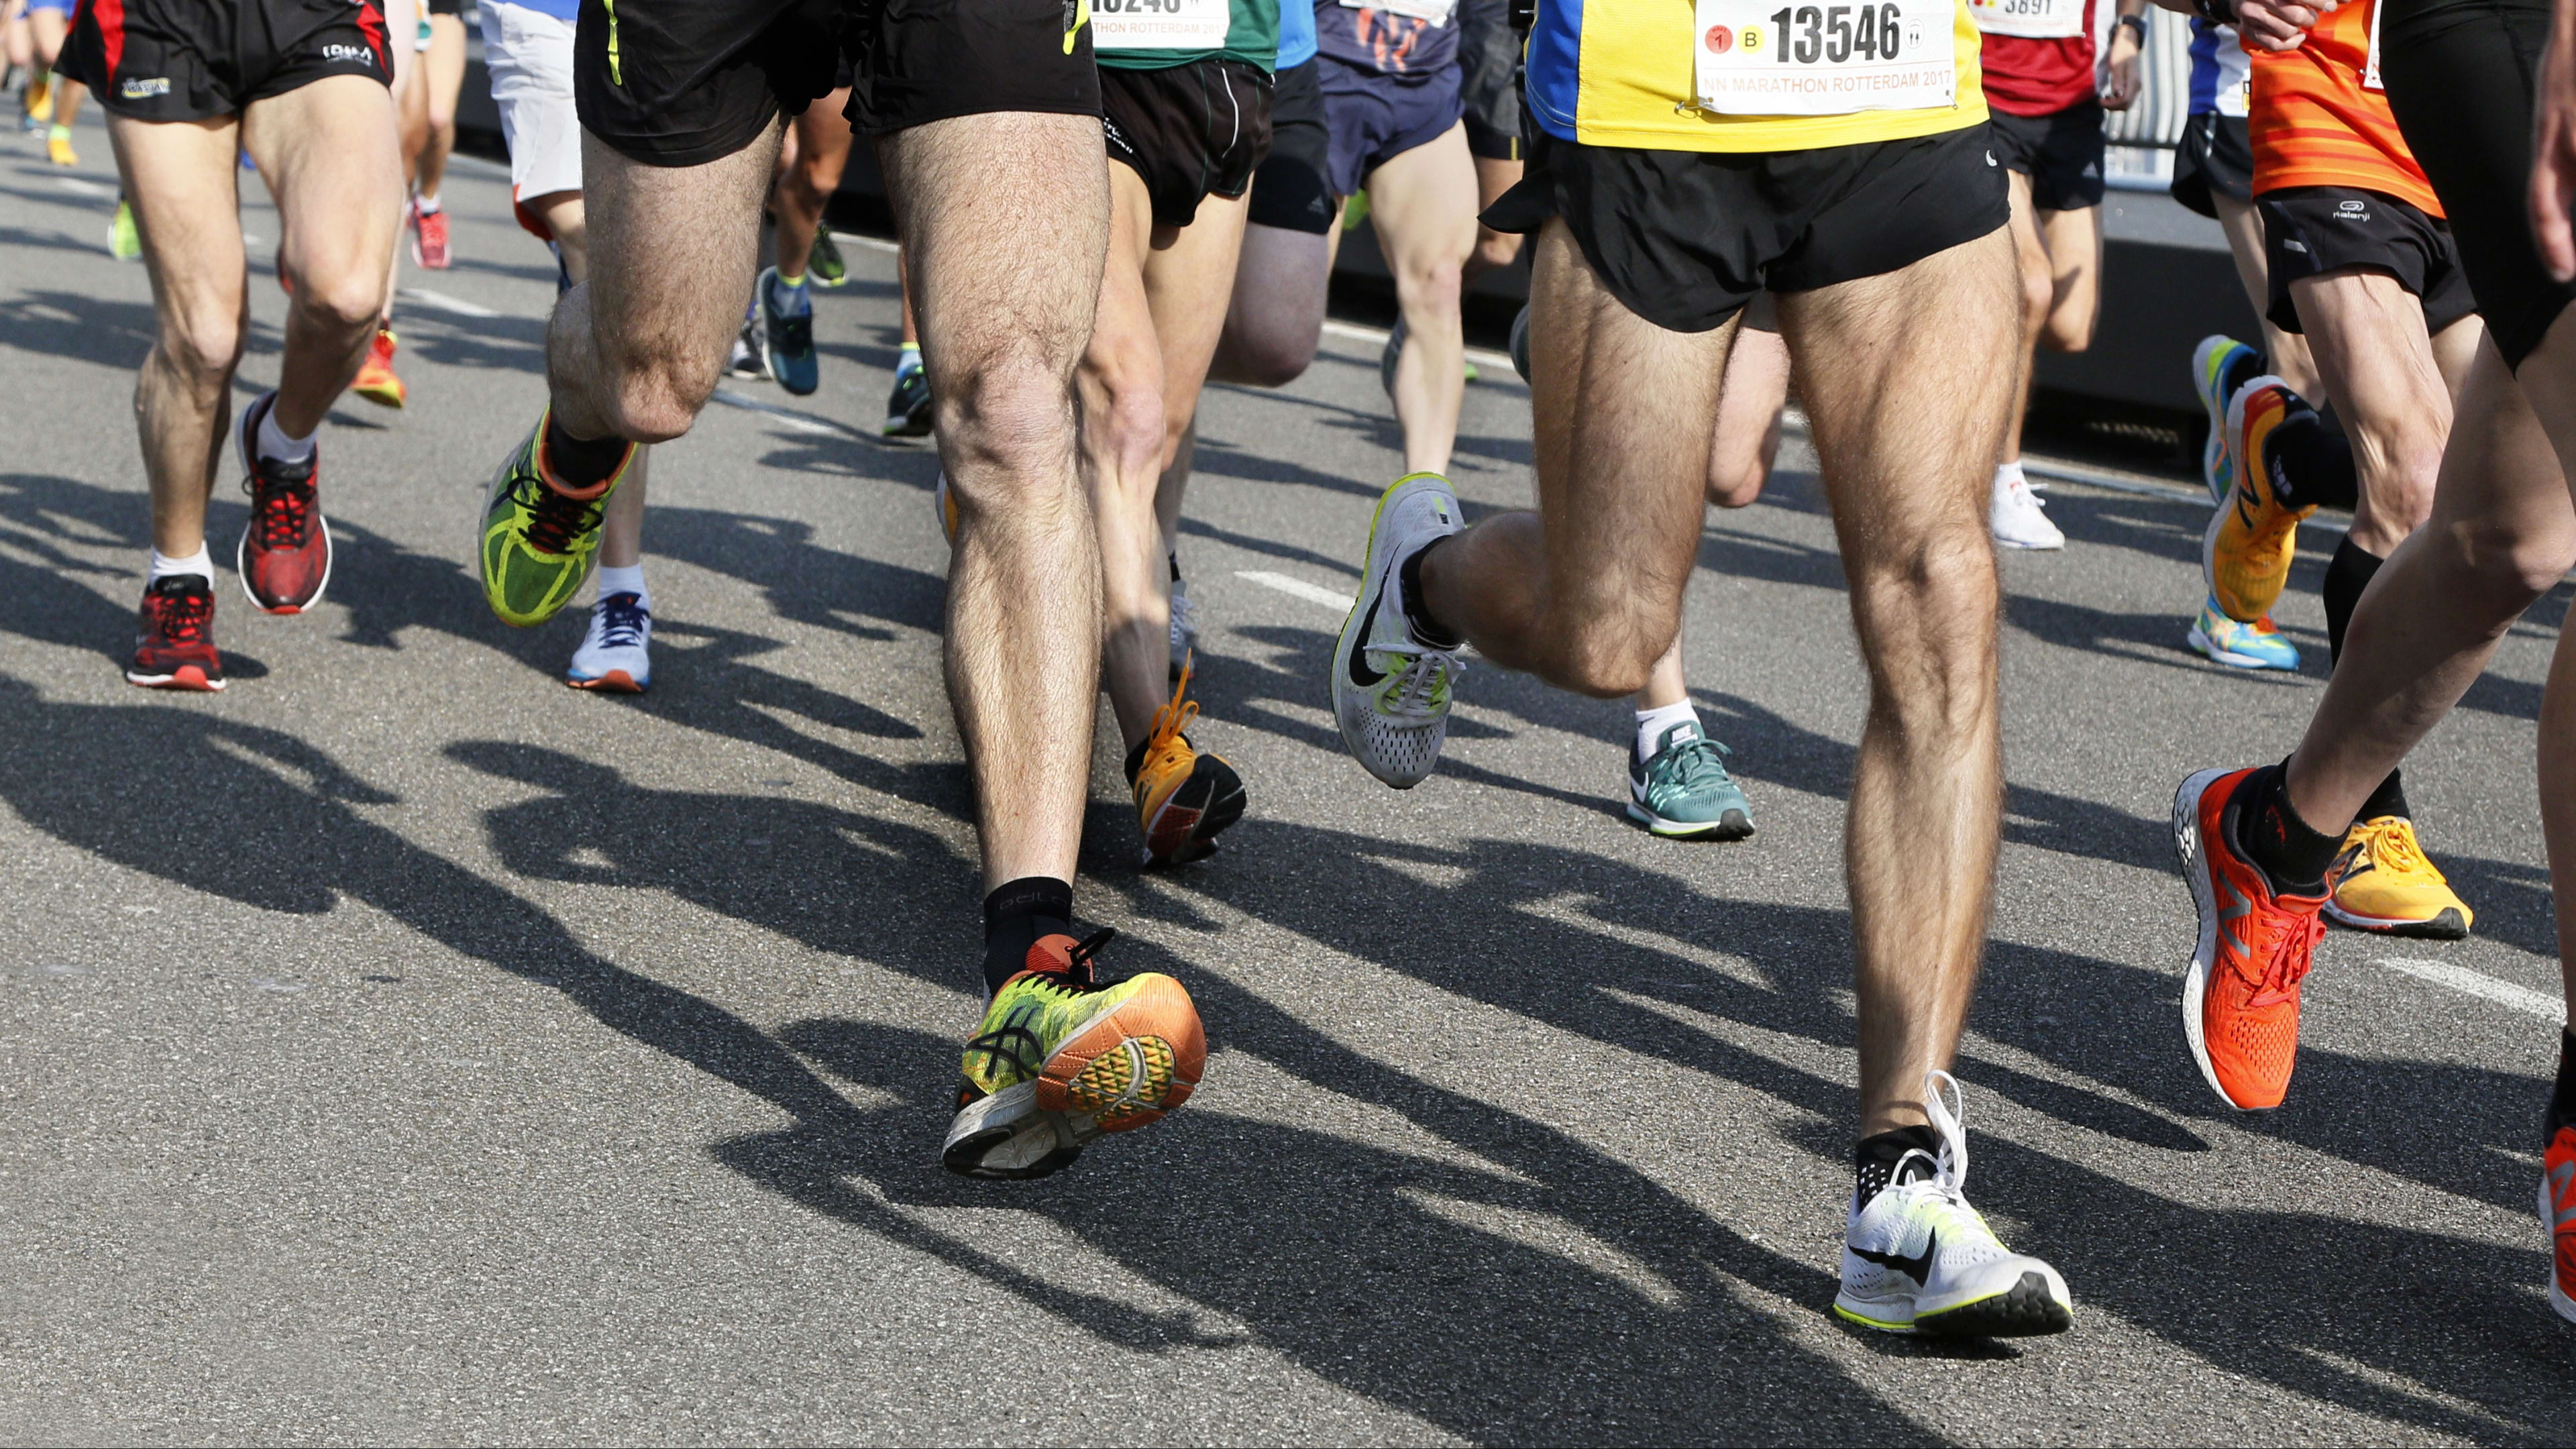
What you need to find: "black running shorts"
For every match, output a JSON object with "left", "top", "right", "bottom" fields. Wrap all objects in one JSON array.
[
  {"left": 1483, "top": 122, "right": 2008, "bottom": 334},
  {"left": 427, "top": 0, "right": 460, "bottom": 17},
  {"left": 2169, "top": 111, "right": 2254, "bottom": 220},
  {"left": 2379, "top": 0, "right": 2573, "bottom": 369},
  {"left": 1986, "top": 99, "right": 2105, "bottom": 212},
  {"left": 574, "top": 0, "right": 1100, "bottom": 169},
  {"left": 1103, "top": 58, "right": 1273, "bottom": 230},
  {"left": 58, "top": 0, "right": 392, "bottom": 121},
  {"left": 2261, "top": 184, "right": 2479, "bottom": 339},
  {"left": 1247, "top": 56, "right": 1333, "bottom": 234},
  {"left": 1456, "top": 0, "right": 1521, "bottom": 162}
]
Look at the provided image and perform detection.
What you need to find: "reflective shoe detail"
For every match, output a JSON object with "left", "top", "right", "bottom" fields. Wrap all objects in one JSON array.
[
  {"left": 758, "top": 266, "right": 819, "bottom": 396},
  {"left": 1991, "top": 470, "right": 2063, "bottom": 550},
  {"left": 2173, "top": 767, "right": 2330, "bottom": 1112},
  {"left": 1835, "top": 1071, "right": 2074, "bottom": 1338},
  {"left": 1629, "top": 721, "right": 1754, "bottom": 839},
  {"left": 478, "top": 410, "right": 632, "bottom": 627},
  {"left": 412, "top": 203, "right": 451, "bottom": 269},
  {"left": 233, "top": 392, "right": 332, "bottom": 614},
  {"left": 2187, "top": 597, "right": 2300, "bottom": 671},
  {"left": 127, "top": 574, "right": 225, "bottom": 691},
  {"left": 808, "top": 226, "right": 848, "bottom": 287},
  {"left": 2325, "top": 815, "right": 2472, "bottom": 939},
  {"left": 724, "top": 305, "right": 769, "bottom": 380},
  {"left": 883, "top": 357, "right": 932, "bottom": 437},
  {"left": 2206, "top": 378, "right": 2318, "bottom": 622},
  {"left": 1331, "top": 472, "right": 1464, "bottom": 789},
  {"left": 352, "top": 327, "right": 405, "bottom": 409},
  {"left": 1168, "top": 574, "right": 1197, "bottom": 681},
  {"left": 107, "top": 200, "right": 140, "bottom": 260},
  {"left": 2544, "top": 1127, "right": 2576, "bottom": 1325},
  {"left": 1129, "top": 655, "right": 1246, "bottom": 867},
  {"left": 2192, "top": 335, "right": 2258, "bottom": 506},
  {"left": 943, "top": 928, "right": 1205, "bottom": 1180},
  {"left": 566, "top": 591, "right": 651, "bottom": 692}
]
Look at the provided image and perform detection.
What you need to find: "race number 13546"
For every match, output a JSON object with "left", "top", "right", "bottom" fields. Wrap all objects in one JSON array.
[{"left": 1693, "top": 0, "right": 1957, "bottom": 116}]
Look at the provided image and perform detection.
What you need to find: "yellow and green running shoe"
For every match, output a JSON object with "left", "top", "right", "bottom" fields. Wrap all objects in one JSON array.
[
  {"left": 107, "top": 200, "right": 140, "bottom": 260},
  {"left": 478, "top": 409, "right": 631, "bottom": 627},
  {"left": 942, "top": 928, "right": 1205, "bottom": 1180}
]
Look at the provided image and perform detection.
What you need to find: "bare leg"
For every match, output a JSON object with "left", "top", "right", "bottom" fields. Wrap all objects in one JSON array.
[
  {"left": 535, "top": 189, "right": 650, "bottom": 571},
  {"left": 418, "top": 11, "right": 467, "bottom": 203},
  {"left": 775, "top": 88, "right": 855, "bottom": 278},
  {"left": 1366, "top": 124, "right": 1479, "bottom": 474},
  {"left": 2294, "top": 270, "right": 2481, "bottom": 555},
  {"left": 885, "top": 113, "right": 1108, "bottom": 889},
  {"left": 1208, "top": 215, "right": 1334, "bottom": 385},
  {"left": 1461, "top": 152, "right": 1523, "bottom": 288},
  {"left": 2214, "top": 191, "right": 2320, "bottom": 398},
  {"left": 2000, "top": 173, "right": 2047, "bottom": 467},
  {"left": 113, "top": 115, "right": 250, "bottom": 555},
  {"left": 244, "top": 76, "right": 405, "bottom": 435}
]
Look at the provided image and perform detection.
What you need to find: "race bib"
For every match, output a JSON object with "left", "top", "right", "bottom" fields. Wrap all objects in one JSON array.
[
  {"left": 1966, "top": 0, "right": 2081, "bottom": 40},
  {"left": 1693, "top": 0, "right": 1960, "bottom": 116},
  {"left": 1093, "top": 0, "right": 1230, "bottom": 51},
  {"left": 1340, "top": 0, "right": 1459, "bottom": 24}
]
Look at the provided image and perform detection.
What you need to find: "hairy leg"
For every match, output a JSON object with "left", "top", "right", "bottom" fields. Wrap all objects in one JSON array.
[
  {"left": 885, "top": 111, "right": 1109, "bottom": 889},
  {"left": 776, "top": 87, "right": 855, "bottom": 277},
  {"left": 535, "top": 189, "right": 648, "bottom": 570},
  {"left": 1082, "top": 166, "right": 1175, "bottom": 749},
  {"left": 2214, "top": 193, "right": 2320, "bottom": 397},
  {"left": 2292, "top": 270, "right": 2477, "bottom": 553},
  {"left": 111, "top": 113, "right": 248, "bottom": 554},
  {"left": 1366, "top": 124, "right": 1479, "bottom": 474},
  {"left": 244, "top": 74, "right": 405, "bottom": 435},
  {"left": 1780, "top": 225, "right": 2020, "bottom": 1136}
]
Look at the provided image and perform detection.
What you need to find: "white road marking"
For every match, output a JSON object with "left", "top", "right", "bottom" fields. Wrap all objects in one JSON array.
[
  {"left": 710, "top": 387, "right": 850, "bottom": 438},
  {"left": 400, "top": 286, "right": 502, "bottom": 319},
  {"left": 54, "top": 176, "right": 115, "bottom": 199},
  {"left": 1236, "top": 570, "right": 1353, "bottom": 611},
  {"left": 2379, "top": 957, "right": 2565, "bottom": 1020}
]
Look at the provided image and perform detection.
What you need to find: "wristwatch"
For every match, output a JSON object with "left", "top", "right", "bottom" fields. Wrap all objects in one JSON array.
[{"left": 2114, "top": 12, "right": 2149, "bottom": 42}]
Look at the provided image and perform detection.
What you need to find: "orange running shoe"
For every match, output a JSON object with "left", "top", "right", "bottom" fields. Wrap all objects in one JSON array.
[
  {"left": 1127, "top": 653, "right": 1246, "bottom": 867},
  {"left": 2546, "top": 1124, "right": 2576, "bottom": 1324},
  {"left": 352, "top": 327, "right": 405, "bottom": 409},
  {"left": 2172, "top": 767, "right": 2330, "bottom": 1111},
  {"left": 2204, "top": 378, "right": 2320, "bottom": 624}
]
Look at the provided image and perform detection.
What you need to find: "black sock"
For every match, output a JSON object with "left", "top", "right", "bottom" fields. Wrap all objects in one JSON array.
[
  {"left": 981, "top": 876, "right": 1073, "bottom": 996},
  {"left": 2322, "top": 535, "right": 2385, "bottom": 665},
  {"left": 1398, "top": 539, "right": 1463, "bottom": 648},
  {"left": 2232, "top": 760, "right": 2342, "bottom": 894},
  {"left": 2261, "top": 408, "right": 2359, "bottom": 513},
  {"left": 541, "top": 414, "right": 631, "bottom": 490},
  {"left": 2356, "top": 769, "right": 2410, "bottom": 825},
  {"left": 2223, "top": 347, "right": 2267, "bottom": 406},
  {"left": 1168, "top": 551, "right": 1181, "bottom": 584},
  {"left": 2547, "top": 1028, "right": 2576, "bottom": 1144},
  {"left": 1854, "top": 1125, "right": 1941, "bottom": 1205}
]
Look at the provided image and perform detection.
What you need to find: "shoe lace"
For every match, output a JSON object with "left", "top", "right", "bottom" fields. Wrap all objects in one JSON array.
[
  {"left": 2241, "top": 895, "right": 2326, "bottom": 1005},
  {"left": 1144, "top": 653, "right": 1202, "bottom": 773},
  {"left": 2006, "top": 474, "right": 2048, "bottom": 513},
  {"left": 1654, "top": 735, "right": 1733, "bottom": 794},
  {"left": 2359, "top": 817, "right": 2432, "bottom": 879},
  {"left": 152, "top": 584, "right": 212, "bottom": 643},
  {"left": 515, "top": 472, "right": 606, "bottom": 556},
  {"left": 1375, "top": 638, "right": 1462, "bottom": 720},
  {"left": 594, "top": 592, "right": 649, "bottom": 649},
  {"left": 244, "top": 468, "right": 315, "bottom": 549},
  {"left": 772, "top": 309, "right": 812, "bottom": 357}
]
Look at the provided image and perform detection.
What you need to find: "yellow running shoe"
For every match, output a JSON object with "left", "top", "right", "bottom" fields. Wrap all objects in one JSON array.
[
  {"left": 2205, "top": 377, "right": 2318, "bottom": 623},
  {"left": 25, "top": 74, "right": 52, "bottom": 125},
  {"left": 1128, "top": 654, "right": 1246, "bottom": 867},
  {"left": 352, "top": 326, "right": 405, "bottom": 408},
  {"left": 943, "top": 928, "right": 1205, "bottom": 1179},
  {"left": 478, "top": 409, "right": 633, "bottom": 627},
  {"left": 46, "top": 123, "right": 75, "bottom": 167},
  {"left": 2326, "top": 815, "right": 2473, "bottom": 940}
]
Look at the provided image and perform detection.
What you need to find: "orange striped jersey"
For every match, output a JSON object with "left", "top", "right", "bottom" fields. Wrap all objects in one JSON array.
[{"left": 2247, "top": 0, "right": 2441, "bottom": 216}]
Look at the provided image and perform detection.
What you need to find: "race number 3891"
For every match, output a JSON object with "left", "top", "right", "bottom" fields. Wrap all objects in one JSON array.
[{"left": 1693, "top": 0, "right": 1957, "bottom": 117}]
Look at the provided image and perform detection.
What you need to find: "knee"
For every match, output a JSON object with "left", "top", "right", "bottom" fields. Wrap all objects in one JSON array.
[
  {"left": 1542, "top": 606, "right": 1674, "bottom": 698},
  {"left": 294, "top": 268, "right": 388, "bottom": 338},
  {"left": 1217, "top": 327, "right": 1317, "bottom": 388},
  {"left": 939, "top": 344, "right": 1079, "bottom": 486},
  {"left": 2445, "top": 515, "right": 2576, "bottom": 607},
  {"left": 1856, "top": 533, "right": 2001, "bottom": 716},
  {"left": 2043, "top": 308, "right": 2095, "bottom": 354},
  {"left": 594, "top": 347, "right": 716, "bottom": 445},
  {"left": 1470, "top": 229, "right": 1521, "bottom": 276},
  {"left": 2019, "top": 268, "right": 2053, "bottom": 338},
  {"left": 157, "top": 310, "right": 244, "bottom": 390},
  {"left": 1397, "top": 256, "right": 1466, "bottom": 313}
]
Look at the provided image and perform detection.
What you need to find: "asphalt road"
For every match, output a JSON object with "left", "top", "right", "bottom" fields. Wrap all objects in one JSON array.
[{"left": 3, "top": 113, "right": 2573, "bottom": 1446}]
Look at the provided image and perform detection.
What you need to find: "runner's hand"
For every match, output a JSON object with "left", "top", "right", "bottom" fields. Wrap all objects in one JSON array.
[
  {"left": 2535, "top": 12, "right": 2576, "bottom": 278},
  {"left": 2233, "top": 0, "right": 2330, "bottom": 50},
  {"left": 2102, "top": 28, "right": 2143, "bottom": 109}
]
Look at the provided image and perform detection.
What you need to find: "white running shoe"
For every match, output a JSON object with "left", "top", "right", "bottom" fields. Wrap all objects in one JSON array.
[
  {"left": 1169, "top": 574, "right": 1198, "bottom": 680},
  {"left": 567, "top": 591, "right": 651, "bottom": 692},
  {"left": 1991, "top": 470, "right": 2065, "bottom": 551},
  {"left": 1835, "top": 1071, "right": 2075, "bottom": 1338},
  {"left": 1331, "top": 472, "right": 1464, "bottom": 789}
]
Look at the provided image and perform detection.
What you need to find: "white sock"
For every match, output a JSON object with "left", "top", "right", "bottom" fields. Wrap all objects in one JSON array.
[
  {"left": 1994, "top": 460, "right": 2027, "bottom": 494},
  {"left": 415, "top": 192, "right": 441, "bottom": 215},
  {"left": 149, "top": 545, "right": 215, "bottom": 586},
  {"left": 595, "top": 564, "right": 648, "bottom": 610},
  {"left": 256, "top": 403, "right": 315, "bottom": 466},
  {"left": 1635, "top": 700, "right": 1702, "bottom": 759}
]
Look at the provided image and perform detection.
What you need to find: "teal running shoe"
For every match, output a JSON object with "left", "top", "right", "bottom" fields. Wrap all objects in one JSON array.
[
  {"left": 1628, "top": 720, "right": 1754, "bottom": 839},
  {"left": 2186, "top": 596, "right": 2300, "bottom": 672},
  {"left": 758, "top": 266, "right": 820, "bottom": 396},
  {"left": 2192, "top": 335, "right": 2260, "bottom": 507}
]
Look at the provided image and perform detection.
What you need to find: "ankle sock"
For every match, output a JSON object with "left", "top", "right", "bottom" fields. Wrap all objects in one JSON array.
[
  {"left": 1855, "top": 1125, "right": 1941, "bottom": 1206},
  {"left": 2233, "top": 759, "right": 2342, "bottom": 894},
  {"left": 1994, "top": 460, "right": 2027, "bottom": 492},
  {"left": 2259, "top": 407, "right": 2359, "bottom": 512},
  {"left": 895, "top": 342, "right": 922, "bottom": 378},
  {"left": 1634, "top": 700, "right": 1701, "bottom": 759},
  {"left": 1397, "top": 540, "right": 1462, "bottom": 649},
  {"left": 148, "top": 545, "right": 215, "bottom": 587},
  {"left": 256, "top": 402, "right": 316, "bottom": 466},
  {"left": 2546, "top": 1028, "right": 2576, "bottom": 1143},
  {"left": 769, "top": 268, "right": 810, "bottom": 315},
  {"left": 2322, "top": 535, "right": 2385, "bottom": 663},
  {"left": 415, "top": 192, "right": 441, "bottom": 215},
  {"left": 982, "top": 876, "right": 1073, "bottom": 996},
  {"left": 541, "top": 414, "right": 631, "bottom": 491},
  {"left": 594, "top": 564, "right": 648, "bottom": 611},
  {"left": 2356, "top": 769, "right": 2409, "bottom": 826}
]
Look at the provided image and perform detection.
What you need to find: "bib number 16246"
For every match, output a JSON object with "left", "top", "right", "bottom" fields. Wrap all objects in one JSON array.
[{"left": 1693, "top": 0, "right": 1957, "bottom": 116}]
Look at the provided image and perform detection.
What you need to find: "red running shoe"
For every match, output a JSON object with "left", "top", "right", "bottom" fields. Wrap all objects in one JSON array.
[
  {"left": 2546, "top": 1126, "right": 2576, "bottom": 1324},
  {"left": 411, "top": 203, "right": 451, "bottom": 269},
  {"left": 234, "top": 392, "right": 332, "bottom": 613},
  {"left": 2172, "top": 767, "right": 2330, "bottom": 1111},
  {"left": 127, "top": 574, "right": 225, "bottom": 691}
]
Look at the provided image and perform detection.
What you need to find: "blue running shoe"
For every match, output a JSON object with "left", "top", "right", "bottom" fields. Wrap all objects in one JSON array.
[
  {"left": 1629, "top": 720, "right": 1755, "bottom": 839},
  {"left": 2187, "top": 596, "right": 2300, "bottom": 672},
  {"left": 2192, "top": 335, "right": 2261, "bottom": 507},
  {"left": 759, "top": 266, "right": 819, "bottom": 396}
]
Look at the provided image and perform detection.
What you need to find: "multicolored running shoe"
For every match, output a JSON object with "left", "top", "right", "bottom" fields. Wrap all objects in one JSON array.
[
  {"left": 2191, "top": 335, "right": 2260, "bottom": 507},
  {"left": 2186, "top": 596, "right": 2300, "bottom": 672},
  {"left": 1128, "top": 655, "right": 1246, "bottom": 866},
  {"left": 352, "top": 326, "right": 405, "bottom": 409},
  {"left": 2173, "top": 767, "right": 2330, "bottom": 1111},
  {"left": 2206, "top": 378, "right": 2317, "bottom": 624},
  {"left": 2545, "top": 1124, "right": 2575, "bottom": 1324},
  {"left": 479, "top": 410, "right": 633, "bottom": 627},
  {"left": 234, "top": 391, "right": 332, "bottom": 614},
  {"left": 1629, "top": 720, "right": 1754, "bottom": 840},
  {"left": 2326, "top": 814, "right": 2472, "bottom": 940},
  {"left": 1332, "top": 472, "right": 1464, "bottom": 789},
  {"left": 127, "top": 574, "right": 225, "bottom": 692}
]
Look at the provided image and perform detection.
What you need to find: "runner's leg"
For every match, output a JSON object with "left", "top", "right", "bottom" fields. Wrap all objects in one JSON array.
[
  {"left": 419, "top": 10, "right": 466, "bottom": 205},
  {"left": 2292, "top": 271, "right": 2479, "bottom": 556},
  {"left": 2034, "top": 203, "right": 2103, "bottom": 352},
  {"left": 1366, "top": 123, "right": 1479, "bottom": 475},
  {"left": 243, "top": 74, "right": 406, "bottom": 437},
  {"left": 2214, "top": 192, "right": 2320, "bottom": 396},
  {"left": 539, "top": 190, "right": 650, "bottom": 580},
  {"left": 775, "top": 89, "right": 855, "bottom": 280},
  {"left": 111, "top": 113, "right": 250, "bottom": 555}
]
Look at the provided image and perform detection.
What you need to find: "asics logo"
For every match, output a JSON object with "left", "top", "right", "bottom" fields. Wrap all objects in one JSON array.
[
  {"left": 1854, "top": 1230, "right": 1936, "bottom": 1285},
  {"left": 1348, "top": 588, "right": 1389, "bottom": 688}
]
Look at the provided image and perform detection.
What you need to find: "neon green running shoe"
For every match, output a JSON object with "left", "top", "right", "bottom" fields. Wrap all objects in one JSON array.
[
  {"left": 107, "top": 201, "right": 140, "bottom": 260},
  {"left": 808, "top": 225, "right": 848, "bottom": 288},
  {"left": 942, "top": 928, "right": 1206, "bottom": 1180},
  {"left": 478, "top": 410, "right": 631, "bottom": 627}
]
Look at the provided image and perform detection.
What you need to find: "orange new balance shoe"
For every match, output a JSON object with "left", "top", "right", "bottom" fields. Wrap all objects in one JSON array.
[{"left": 2173, "top": 767, "right": 2330, "bottom": 1111}]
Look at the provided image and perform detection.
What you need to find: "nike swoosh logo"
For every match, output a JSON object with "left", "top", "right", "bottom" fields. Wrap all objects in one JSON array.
[
  {"left": 1348, "top": 585, "right": 1389, "bottom": 688},
  {"left": 1854, "top": 1229, "right": 1936, "bottom": 1285}
]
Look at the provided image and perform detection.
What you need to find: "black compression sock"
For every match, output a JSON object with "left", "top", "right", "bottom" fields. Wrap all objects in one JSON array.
[
  {"left": 1398, "top": 539, "right": 1464, "bottom": 649},
  {"left": 981, "top": 876, "right": 1073, "bottom": 996},
  {"left": 2261, "top": 409, "right": 2359, "bottom": 513},
  {"left": 2356, "top": 769, "right": 2410, "bottom": 825},
  {"left": 2548, "top": 1028, "right": 2576, "bottom": 1144},
  {"left": 1854, "top": 1125, "right": 1941, "bottom": 1205},
  {"left": 2322, "top": 535, "right": 2386, "bottom": 665},
  {"left": 541, "top": 414, "right": 631, "bottom": 490},
  {"left": 2222, "top": 347, "right": 2267, "bottom": 407},
  {"left": 1168, "top": 551, "right": 1181, "bottom": 584},
  {"left": 2233, "top": 760, "right": 2342, "bottom": 894}
]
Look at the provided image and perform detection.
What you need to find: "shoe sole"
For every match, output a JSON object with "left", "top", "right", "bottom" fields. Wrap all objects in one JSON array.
[
  {"left": 942, "top": 1081, "right": 1088, "bottom": 1181},
  {"left": 2174, "top": 767, "right": 2265, "bottom": 1113},
  {"left": 2542, "top": 1177, "right": 2576, "bottom": 1324},
  {"left": 1833, "top": 1271, "right": 2073, "bottom": 1338},
  {"left": 1331, "top": 474, "right": 1454, "bottom": 790},
  {"left": 1032, "top": 977, "right": 1204, "bottom": 1131},
  {"left": 2192, "top": 335, "right": 2244, "bottom": 508},
  {"left": 566, "top": 669, "right": 647, "bottom": 694},
  {"left": 234, "top": 392, "right": 334, "bottom": 614},
  {"left": 1992, "top": 533, "right": 2063, "bottom": 551},
  {"left": 2321, "top": 902, "right": 2469, "bottom": 940},
  {"left": 1140, "top": 752, "right": 1246, "bottom": 867},
  {"left": 1626, "top": 800, "right": 1754, "bottom": 841},
  {"left": 125, "top": 665, "right": 224, "bottom": 692},
  {"left": 2186, "top": 623, "right": 2294, "bottom": 672}
]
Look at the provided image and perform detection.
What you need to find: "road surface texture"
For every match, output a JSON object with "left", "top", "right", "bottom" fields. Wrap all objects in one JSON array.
[{"left": 2, "top": 116, "right": 2571, "bottom": 1444}]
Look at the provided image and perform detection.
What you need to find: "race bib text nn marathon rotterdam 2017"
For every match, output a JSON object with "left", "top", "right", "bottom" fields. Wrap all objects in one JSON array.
[
  {"left": 1693, "top": 0, "right": 1958, "bottom": 115},
  {"left": 1093, "top": 0, "right": 1231, "bottom": 50},
  {"left": 1966, "top": 0, "right": 2081, "bottom": 40},
  {"left": 1338, "top": 0, "right": 1460, "bottom": 23}
]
